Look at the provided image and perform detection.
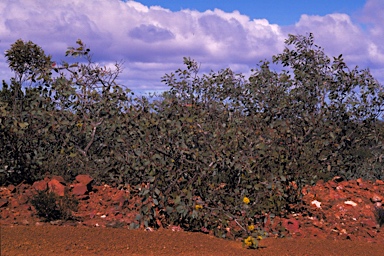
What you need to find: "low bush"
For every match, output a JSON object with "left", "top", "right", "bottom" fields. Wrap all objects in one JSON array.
[
  {"left": 30, "top": 189, "right": 79, "bottom": 222},
  {"left": 374, "top": 206, "right": 384, "bottom": 227}
]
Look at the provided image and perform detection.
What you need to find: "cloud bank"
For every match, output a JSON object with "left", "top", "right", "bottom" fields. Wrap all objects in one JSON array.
[{"left": 0, "top": 0, "right": 383, "bottom": 92}]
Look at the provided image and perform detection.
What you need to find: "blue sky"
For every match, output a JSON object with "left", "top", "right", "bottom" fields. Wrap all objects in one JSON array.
[
  {"left": 133, "top": 0, "right": 366, "bottom": 25},
  {"left": 0, "top": 0, "right": 383, "bottom": 93}
]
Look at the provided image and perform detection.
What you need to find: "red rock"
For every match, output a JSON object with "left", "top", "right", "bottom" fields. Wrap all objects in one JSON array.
[
  {"left": 19, "top": 184, "right": 30, "bottom": 192},
  {"left": 23, "top": 189, "right": 34, "bottom": 198},
  {"left": 107, "top": 207, "right": 119, "bottom": 216},
  {"left": 361, "top": 219, "right": 378, "bottom": 228},
  {"left": 263, "top": 214, "right": 271, "bottom": 229},
  {"left": 7, "top": 184, "right": 16, "bottom": 193},
  {"left": 51, "top": 175, "right": 66, "bottom": 185},
  {"left": 32, "top": 180, "right": 47, "bottom": 191},
  {"left": 72, "top": 183, "right": 88, "bottom": 196},
  {"left": 114, "top": 213, "right": 123, "bottom": 220},
  {"left": 357, "top": 179, "right": 370, "bottom": 190},
  {"left": 10, "top": 198, "right": 19, "bottom": 208},
  {"left": 312, "top": 219, "right": 324, "bottom": 228},
  {"left": 48, "top": 179, "right": 65, "bottom": 197},
  {"left": 366, "top": 229, "right": 377, "bottom": 238},
  {"left": 1, "top": 210, "right": 10, "bottom": 219},
  {"left": 76, "top": 194, "right": 90, "bottom": 200},
  {"left": 370, "top": 194, "right": 382, "bottom": 203},
  {"left": 339, "top": 233, "right": 355, "bottom": 240},
  {"left": 339, "top": 180, "right": 351, "bottom": 188},
  {"left": 21, "top": 204, "right": 31, "bottom": 211},
  {"left": 282, "top": 218, "right": 300, "bottom": 233},
  {"left": 332, "top": 189, "right": 348, "bottom": 201},
  {"left": 112, "top": 191, "right": 127, "bottom": 208},
  {"left": 17, "top": 194, "right": 29, "bottom": 204},
  {"left": 0, "top": 198, "right": 8, "bottom": 208},
  {"left": 327, "top": 180, "right": 338, "bottom": 188},
  {"left": 76, "top": 174, "right": 93, "bottom": 186}
]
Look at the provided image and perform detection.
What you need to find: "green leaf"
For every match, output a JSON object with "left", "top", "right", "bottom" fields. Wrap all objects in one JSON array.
[{"left": 18, "top": 122, "right": 29, "bottom": 129}]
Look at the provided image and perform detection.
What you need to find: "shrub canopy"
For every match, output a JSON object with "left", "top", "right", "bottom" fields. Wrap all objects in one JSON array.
[{"left": 1, "top": 33, "right": 383, "bottom": 238}]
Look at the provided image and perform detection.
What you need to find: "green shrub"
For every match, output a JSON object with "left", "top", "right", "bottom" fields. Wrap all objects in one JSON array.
[
  {"left": 1, "top": 33, "right": 383, "bottom": 239},
  {"left": 374, "top": 206, "right": 384, "bottom": 227},
  {"left": 30, "top": 189, "right": 79, "bottom": 222}
]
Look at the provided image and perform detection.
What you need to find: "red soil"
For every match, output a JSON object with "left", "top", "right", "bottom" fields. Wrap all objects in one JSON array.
[{"left": 1, "top": 176, "right": 384, "bottom": 255}]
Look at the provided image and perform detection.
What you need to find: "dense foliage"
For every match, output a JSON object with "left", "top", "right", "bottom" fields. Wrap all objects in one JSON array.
[
  {"left": 30, "top": 189, "right": 79, "bottom": 222},
  {"left": 1, "top": 34, "right": 383, "bottom": 239}
]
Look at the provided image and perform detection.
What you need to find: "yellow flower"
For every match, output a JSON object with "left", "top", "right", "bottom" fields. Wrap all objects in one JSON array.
[
  {"left": 195, "top": 204, "right": 203, "bottom": 210},
  {"left": 248, "top": 224, "right": 255, "bottom": 231},
  {"left": 257, "top": 235, "right": 263, "bottom": 240},
  {"left": 76, "top": 122, "right": 83, "bottom": 128},
  {"left": 244, "top": 236, "right": 255, "bottom": 246},
  {"left": 243, "top": 196, "right": 250, "bottom": 204}
]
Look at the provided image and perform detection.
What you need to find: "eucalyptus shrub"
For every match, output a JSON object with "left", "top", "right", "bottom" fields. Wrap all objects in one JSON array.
[
  {"left": 132, "top": 34, "right": 384, "bottom": 238},
  {"left": 1, "top": 34, "right": 383, "bottom": 239},
  {"left": 0, "top": 40, "right": 54, "bottom": 183},
  {"left": 0, "top": 39, "right": 134, "bottom": 183}
]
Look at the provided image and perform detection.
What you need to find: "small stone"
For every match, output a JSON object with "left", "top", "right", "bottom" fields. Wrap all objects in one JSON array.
[
  {"left": 48, "top": 179, "right": 66, "bottom": 197},
  {"left": 371, "top": 194, "right": 382, "bottom": 203},
  {"left": 112, "top": 190, "right": 125, "bottom": 203},
  {"left": 7, "top": 184, "right": 16, "bottom": 193},
  {"left": 332, "top": 176, "right": 344, "bottom": 183},
  {"left": 21, "top": 204, "right": 31, "bottom": 211},
  {"left": 312, "top": 220, "right": 323, "bottom": 228},
  {"left": 10, "top": 199, "right": 19, "bottom": 208},
  {"left": 344, "top": 201, "right": 357, "bottom": 207},
  {"left": 72, "top": 183, "right": 88, "bottom": 196},
  {"left": 32, "top": 180, "right": 47, "bottom": 191},
  {"left": 76, "top": 174, "right": 93, "bottom": 186},
  {"left": 50, "top": 220, "right": 62, "bottom": 225},
  {"left": 51, "top": 175, "right": 66, "bottom": 185},
  {"left": 18, "top": 194, "right": 29, "bottom": 205},
  {"left": 0, "top": 198, "right": 8, "bottom": 208},
  {"left": 361, "top": 219, "right": 377, "bottom": 228},
  {"left": 282, "top": 218, "right": 300, "bottom": 233},
  {"left": 1, "top": 210, "right": 10, "bottom": 219},
  {"left": 76, "top": 195, "right": 90, "bottom": 200},
  {"left": 171, "top": 226, "right": 182, "bottom": 232},
  {"left": 366, "top": 229, "right": 377, "bottom": 238},
  {"left": 311, "top": 200, "right": 322, "bottom": 208}
]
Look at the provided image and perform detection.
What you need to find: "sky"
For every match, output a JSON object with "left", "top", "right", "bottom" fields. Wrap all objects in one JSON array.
[{"left": 0, "top": 0, "right": 383, "bottom": 94}]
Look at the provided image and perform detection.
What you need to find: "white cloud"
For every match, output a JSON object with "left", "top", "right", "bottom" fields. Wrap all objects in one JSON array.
[
  {"left": 0, "top": 0, "right": 383, "bottom": 90},
  {"left": 290, "top": 13, "right": 367, "bottom": 56}
]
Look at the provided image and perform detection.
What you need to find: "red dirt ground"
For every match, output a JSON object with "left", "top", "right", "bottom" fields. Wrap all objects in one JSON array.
[{"left": 1, "top": 175, "right": 384, "bottom": 255}]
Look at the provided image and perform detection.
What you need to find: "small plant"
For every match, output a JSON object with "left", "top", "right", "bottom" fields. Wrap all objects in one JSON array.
[
  {"left": 30, "top": 189, "right": 79, "bottom": 222},
  {"left": 243, "top": 196, "right": 250, "bottom": 205},
  {"left": 195, "top": 204, "right": 203, "bottom": 210},
  {"left": 373, "top": 205, "right": 384, "bottom": 227},
  {"left": 242, "top": 235, "right": 263, "bottom": 249}
]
